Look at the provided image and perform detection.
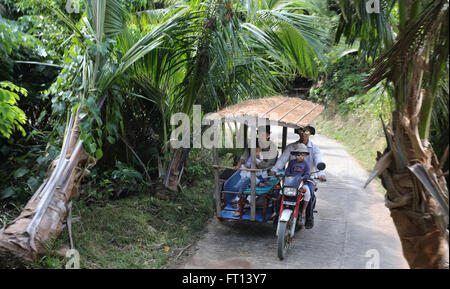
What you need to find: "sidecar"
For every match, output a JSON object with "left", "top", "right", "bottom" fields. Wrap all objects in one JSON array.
[{"left": 218, "top": 171, "right": 280, "bottom": 222}]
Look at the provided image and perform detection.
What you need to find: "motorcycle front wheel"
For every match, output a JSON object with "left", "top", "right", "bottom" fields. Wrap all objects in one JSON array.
[{"left": 277, "top": 219, "right": 291, "bottom": 260}]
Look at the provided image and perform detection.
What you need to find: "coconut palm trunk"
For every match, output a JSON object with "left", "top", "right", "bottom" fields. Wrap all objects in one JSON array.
[
  {"left": 346, "top": 0, "right": 450, "bottom": 268},
  {"left": 379, "top": 78, "right": 449, "bottom": 268},
  {"left": 0, "top": 0, "right": 180, "bottom": 267},
  {"left": 0, "top": 0, "right": 330, "bottom": 266},
  {"left": 0, "top": 112, "right": 89, "bottom": 267},
  {"left": 375, "top": 1, "right": 449, "bottom": 269},
  {"left": 380, "top": 125, "right": 449, "bottom": 268},
  {"left": 164, "top": 148, "right": 187, "bottom": 192}
]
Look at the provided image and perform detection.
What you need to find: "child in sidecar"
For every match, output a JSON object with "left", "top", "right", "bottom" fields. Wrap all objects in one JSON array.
[{"left": 231, "top": 147, "right": 271, "bottom": 216}]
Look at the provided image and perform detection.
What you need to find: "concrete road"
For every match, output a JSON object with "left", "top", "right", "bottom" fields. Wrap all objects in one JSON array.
[{"left": 177, "top": 134, "right": 409, "bottom": 269}]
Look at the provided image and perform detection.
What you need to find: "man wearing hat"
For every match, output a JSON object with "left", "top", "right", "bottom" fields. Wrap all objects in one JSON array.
[{"left": 269, "top": 125, "right": 326, "bottom": 229}]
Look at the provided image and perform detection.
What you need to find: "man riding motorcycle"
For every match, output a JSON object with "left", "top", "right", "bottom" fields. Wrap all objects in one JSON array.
[{"left": 269, "top": 125, "right": 326, "bottom": 229}]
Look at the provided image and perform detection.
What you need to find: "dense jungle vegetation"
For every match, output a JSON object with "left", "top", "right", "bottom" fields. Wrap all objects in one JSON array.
[{"left": 0, "top": 0, "right": 448, "bottom": 268}]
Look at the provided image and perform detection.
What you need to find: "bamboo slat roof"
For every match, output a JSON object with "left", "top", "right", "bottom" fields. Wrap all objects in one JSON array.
[{"left": 205, "top": 96, "right": 324, "bottom": 128}]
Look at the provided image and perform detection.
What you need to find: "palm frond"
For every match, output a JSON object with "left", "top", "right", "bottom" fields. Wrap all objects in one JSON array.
[
  {"left": 335, "top": 0, "right": 396, "bottom": 60},
  {"left": 367, "top": 0, "right": 448, "bottom": 90},
  {"left": 104, "top": 0, "right": 129, "bottom": 38}
]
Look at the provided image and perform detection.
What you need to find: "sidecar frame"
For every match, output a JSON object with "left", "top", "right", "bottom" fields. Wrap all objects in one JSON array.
[{"left": 206, "top": 96, "right": 324, "bottom": 222}]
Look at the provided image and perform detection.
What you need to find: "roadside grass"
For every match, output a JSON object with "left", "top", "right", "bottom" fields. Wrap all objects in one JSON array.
[
  {"left": 312, "top": 107, "right": 387, "bottom": 194},
  {"left": 29, "top": 147, "right": 244, "bottom": 269},
  {"left": 32, "top": 151, "right": 215, "bottom": 269}
]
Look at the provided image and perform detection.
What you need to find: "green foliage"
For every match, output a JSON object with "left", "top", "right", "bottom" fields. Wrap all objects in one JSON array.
[
  {"left": 0, "top": 2, "right": 64, "bottom": 205},
  {"left": 310, "top": 55, "right": 368, "bottom": 112},
  {"left": 0, "top": 81, "right": 27, "bottom": 138},
  {"left": 334, "top": 0, "right": 395, "bottom": 61},
  {"left": 39, "top": 0, "right": 330, "bottom": 181},
  {"left": 182, "top": 149, "right": 212, "bottom": 184},
  {"left": 36, "top": 177, "right": 214, "bottom": 268},
  {"left": 336, "top": 0, "right": 449, "bottom": 142},
  {"left": 182, "top": 148, "right": 242, "bottom": 185},
  {"left": 308, "top": 52, "right": 394, "bottom": 120},
  {"left": 82, "top": 161, "right": 149, "bottom": 201},
  {"left": 429, "top": 78, "right": 449, "bottom": 182},
  {"left": 0, "top": 17, "right": 47, "bottom": 79},
  {"left": 0, "top": 132, "right": 57, "bottom": 203},
  {"left": 0, "top": 0, "right": 331, "bottom": 233},
  {"left": 0, "top": 10, "right": 61, "bottom": 134}
]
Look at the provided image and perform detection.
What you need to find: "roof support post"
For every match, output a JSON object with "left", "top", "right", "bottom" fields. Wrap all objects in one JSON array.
[
  {"left": 243, "top": 124, "right": 248, "bottom": 149},
  {"left": 250, "top": 145, "right": 256, "bottom": 221},
  {"left": 213, "top": 147, "right": 221, "bottom": 218},
  {"left": 282, "top": 127, "right": 287, "bottom": 152}
]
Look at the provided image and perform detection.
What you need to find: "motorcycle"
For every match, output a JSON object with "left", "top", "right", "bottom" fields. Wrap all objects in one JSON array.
[{"left": 276, "top": 162, "right": 326, "bottom": 260}]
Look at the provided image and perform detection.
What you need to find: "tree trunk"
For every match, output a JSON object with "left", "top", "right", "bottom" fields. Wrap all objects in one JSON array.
[
  {"left": 0, "top": 114, "right": 89, "bottom": 268},
  {"left": 380, "top": 118, "right": 449, "bottom": 268},
  {"left": 366, "top": 14, "right": 450, "bottom": 266},
  {"left": 378, "top": 51, "right": 449, "bottom": 267},
  {"left": 164, "top": 148, "right": 188, "bottom": 192}
]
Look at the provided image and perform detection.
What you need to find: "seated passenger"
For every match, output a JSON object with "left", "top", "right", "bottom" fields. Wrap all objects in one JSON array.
[
  {"left": 231, "top": 147, "right": 270, "bottom": 216},
  {"left": 233, "top": 125, "right": 278, "bottom": 171},
  {"left": 233, "top": 147, "right": 266, "bottom": 191}
]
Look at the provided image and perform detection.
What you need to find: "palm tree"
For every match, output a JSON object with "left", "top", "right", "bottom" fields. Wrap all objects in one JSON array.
[
  {"left": 0, "top": 0, "right": 194, "bottom": 267},
  {"left": 0, "top": 0, "right": 329, "bottom": 266},
  {"left": 336, "top": 0, "right": 449, "bottom": 268},
  {"left": 120, "top": 0, "right": 330, "bottom": 191}
]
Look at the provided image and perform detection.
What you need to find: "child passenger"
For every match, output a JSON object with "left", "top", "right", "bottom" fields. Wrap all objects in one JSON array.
[
  {"left": 232, "top": 147, "right": 269, "bottom": 216},
  {"left": 285, "top": 143, "right": 311, "bottom": 225},
  {"left": 233, "top": 147, "right": 269, "bottom": 192}
]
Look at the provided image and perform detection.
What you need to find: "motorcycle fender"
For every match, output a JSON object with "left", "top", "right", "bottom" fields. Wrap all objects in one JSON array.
[{"left": 279, "top": 209, "right": 293, "bottom": 222}]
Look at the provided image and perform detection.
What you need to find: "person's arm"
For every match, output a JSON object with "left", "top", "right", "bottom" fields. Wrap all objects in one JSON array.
[
  {"left": 234, "top": 159, "right": 245, "bottom": 170},
  {"left": 270, "top": 144, "right": 292, "bottom": 173},
  {"left": 312, "top": 143, "right": 326, "bottom": 180},
  {"left": 303, "top": 162, "right": 310, "bottom": 179},
  {"left": 285, "top": 160, "right": 293, "bottom": 175},
  {"left": 234, "top": 148, "right": 249, "bottom": 170}
]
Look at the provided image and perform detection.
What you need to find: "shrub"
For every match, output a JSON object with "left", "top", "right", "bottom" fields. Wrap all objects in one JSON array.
[
  {"left": 310, "top": 55, "right": 368, "bottom": 113},
  {"left": 82, "top": 161, "right": 149, "bottom": 201}
]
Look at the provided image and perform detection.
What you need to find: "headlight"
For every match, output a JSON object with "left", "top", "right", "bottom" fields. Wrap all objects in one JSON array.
[{"left": 283, "top": 187, "right": 297, "bottom": 197}]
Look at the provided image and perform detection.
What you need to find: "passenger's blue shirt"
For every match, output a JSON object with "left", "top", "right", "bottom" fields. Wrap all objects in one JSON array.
[{"left": 286, "top": 159, "right": 310, "bottom": 179}]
